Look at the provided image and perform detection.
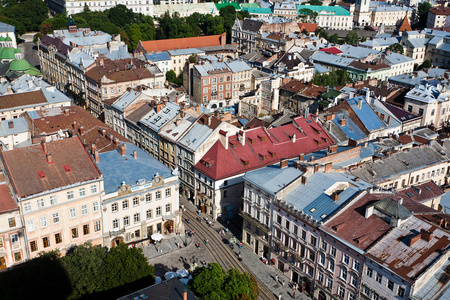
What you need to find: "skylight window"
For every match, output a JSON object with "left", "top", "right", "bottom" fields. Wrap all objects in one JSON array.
[
  {"left": 321, "top": 214, "right": 327, "bottom": 219},
  {"left": 425, "top": 186, "right": 432, "bottom": 191},
  {"left": 310, "top": 208, "right": 317, "bottom": 213},
  {"left": 406, "top": 192, "right": 413, "bottom": 198}
]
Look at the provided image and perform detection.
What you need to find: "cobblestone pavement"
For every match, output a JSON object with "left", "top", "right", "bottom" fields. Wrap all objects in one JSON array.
[{"left": 143, "top": 198, "right": 312, "bottom": 300}]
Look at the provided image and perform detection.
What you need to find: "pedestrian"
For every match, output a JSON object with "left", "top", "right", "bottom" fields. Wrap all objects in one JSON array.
[
  {"left": 192, "top": 230, "right": 195, "bottom": 236},
  {"left": 187, "top": 218, "right": 190, "bottom": 224},
  {"left": 292, "top": 291, "right": 296, "bottom": 299},
  {"left": 278, "top": 294, "right": 282, "bottom": 300},
  {"left": 239, "top": 242, "right": 242, "bottom": 248},
  {"left": 275, "top": 275, "right": 279, "bottom": 282},
  {"left": 206, "top": 239, "right": 209, "bottom": 245},
  {"left": 283, "top": 280, "right": 286, "bottom": 287},
  {"left": 226, "top": 228, "right": 229, "bottom": 233}
]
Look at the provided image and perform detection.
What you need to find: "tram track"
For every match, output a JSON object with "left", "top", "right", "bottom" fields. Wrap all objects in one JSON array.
[{"left": 182, "top": 205, "right": 275, "bottom": 300}]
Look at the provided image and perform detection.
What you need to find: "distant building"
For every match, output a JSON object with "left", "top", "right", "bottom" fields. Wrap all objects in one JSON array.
[
  {"left": 297, "top": 5, "right": 353, "bottom": 30},
  {"left": 0, "top": 21, "right": 17, "bottom": 49},
  {"left": 232, "top": 19, "right": 263, "bottom": 53},
  {"left": 427, "top": 6, "right": 450, "bottom": 29},
  {"left": 118, "top": 277, "right": 199, "bottom": 300}
]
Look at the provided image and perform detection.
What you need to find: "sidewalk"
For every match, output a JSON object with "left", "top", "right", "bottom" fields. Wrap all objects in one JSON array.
[{"left": 141, "top": 233, "right": 194, "bottom": 260}]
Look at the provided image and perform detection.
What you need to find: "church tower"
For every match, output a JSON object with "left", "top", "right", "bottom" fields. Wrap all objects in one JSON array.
[{"left": 354, "top": 0, "right": 372, "bottom": 27}]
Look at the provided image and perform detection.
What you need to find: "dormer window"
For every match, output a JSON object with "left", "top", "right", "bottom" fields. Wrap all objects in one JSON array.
[{"left": 63, "top": 165, "right": 71, "bottom": 173}]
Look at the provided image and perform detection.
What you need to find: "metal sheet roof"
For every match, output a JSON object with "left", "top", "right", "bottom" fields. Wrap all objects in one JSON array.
[{"left": 347, "top": 96, "right": 386, "bottom": 132}]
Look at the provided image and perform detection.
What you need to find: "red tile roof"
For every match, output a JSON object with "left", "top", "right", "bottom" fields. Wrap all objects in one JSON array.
[
  {"left": 319, "top": 47, "right": 343, "bottom": 55},
  {"left": 298, "top": 23, "right": 318, "bottom": 33},
  {"left": 397, "top": 181, "right": 444, "bottom": 205},
  {"left": 138, "top": 33, "right": 226, "bottom": 53},
  {"left": 322, "top": 192, "right": 394, "bottom": 251},
  {"left": 0, "top": 90, "right": 47, "bottom": 110},
  {"left": 429, "top": 6, "right": 450, "bottom": 16},
  {"left": 1, "top": 136, "right": 102, "bottom": 198},
  {"left": 194, "top": 115, "right": 334, "bottom": 180},
  {"left": 0, "top": 183, "right": 18, "bottom": 214}
]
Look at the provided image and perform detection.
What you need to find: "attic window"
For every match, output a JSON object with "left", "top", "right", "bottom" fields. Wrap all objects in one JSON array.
[
  {"left": 249, "top": 137, "right": 256, "bottom": 144},
  {"left": 241, "top": 159, "right": 250, "bottom": 166},
  {"left": 63, "top": 165, "right": 72, "bottom": 173},
  {"left": 316, "top": 130, "right": 322, "bottom": 135},
  {"left": 258, "top": 135, "right": 265, "bottom": 142},
  {"left": 425, "top": 186, "right": 432, "bottom": 191},
  {"left": 321, "top": 214, "right": 327, "bottom": 219},
  {"left": 38, "top": 171, "right": 46, "bottom": 179},
  {"left": 406, "top": 192, "right": 413, "bottom": 198},
  {"left": 269, "top": 151, "right": 277, "bottom": 158},
  {"left": 259, "top": 153, "right": 268, "bottom": 161},
  {"left": 309, "top": 208, "right": 316, "bottom": 213}
]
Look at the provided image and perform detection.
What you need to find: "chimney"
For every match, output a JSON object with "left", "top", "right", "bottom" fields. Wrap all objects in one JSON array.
[
  {"left": 8, "top": 121, "right": 13, "bottom": 129},
  {"left": 328, "top": 145, "right": 337, "bottom": 153},
  {"left": 107, "top": 133, "right": 114, "bottom": 142},
  {"left": 358, "top": 97, "right": 363, "bottom": 109},
  {"left": 409, "top": 234, "right": 421, "bottom": 246},
  {"left": 386, "top": 116, "right": 391, "bottom": 125},
  {"left": 41, "top": 140, "right": 48, "bottom": 154},
  {"left": 46, "top": 153, "right": 53, "bottom": 164},
  {"left": 331, "top": 193, "right": 338, "bottom": 201},
  {"left": 91, "top": 144, "right": 97, "bottom": 153},
  {"left": 64, "top": 108, "right": 70, "bottom": 116},
  {"left": 79, "top": 126, "right": 85, "bottom": 135},
  {"left": 398, "top": 198, "right": 403, "bottom": 205},
  {"left": 183, "top": 290, "right": 188, "bottom": 300},
  {"left": 239, "top": 130, "right": 246, "bottom": 146},
  {"left": 219, "top": 130, "right": 228, "bottom": 150},
  {"left": 180, "top": 108, "right": 186, "bottom": 118},
  {"left": 73, "top": 120, "right": 77, "bottom": 130},
  {"left": 176, "top": 119, "right": 181, "bottom": 126},
  {"left": 291, "top": 133, "right": 296, "bottom": 143},
  {"left": 214, "top": 111, "right": 220, "bottom": 118},
  {"left": 340, "top": 118, "right": 346, "bottom": 126},
  {"left": 299, "top": 153, "right": 305, "bottom": 161},
  {"left": 195, "top": 106, "right": 199, "bottom": 112},
  {"left": 325, "top": 162, "right": 332, "bottom": 172},
  {"left": 133, "top": 150, "right": 137, "bottom": 159},
  {"left": 314, "top": 164, "right": 319, "bottom": 173},
  {"left": 309, "top": 156, "right": 314, "bottom": 162},
  {"left": 420, "top": 229, "right": 433, "bottom": 242},
  {"left": 301, "top": 175, "right": 307, "bottom": 185},
  {"left": 280, "top": 159, "right": 289, "bottom": 169},
  {"left": 94, "top": 150, "right": 99, "bottom": 162},
  {"left": 100, "top": 128, "right": 106, "bottom": 136},
  {"left": 113, "top": 137, "right": 120, "bottom": 146},
  {"left": 119, "top": 143, "right": 126, "bottom": 156},
  {"left": 175, "top": 96, "right": 179, "bottom": 104}
]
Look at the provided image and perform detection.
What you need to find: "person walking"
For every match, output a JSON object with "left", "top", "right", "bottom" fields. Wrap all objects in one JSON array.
[
  {"left": 283, "top": 280, "right": 286, "bottom": 287},
  {"left": 275, "top": 275, "right": 279, "bottom": 282},
  {"left": 292, "top": 291, "right": 296, "bottom": 299},
  {"left": 278, "top": 294, "right": 282, "bottom": 300}
]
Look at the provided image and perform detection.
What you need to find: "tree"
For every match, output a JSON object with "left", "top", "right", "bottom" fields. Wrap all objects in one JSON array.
[
  {"left": 309, "top": 0, "right": 322, "bottom": 5},
  {"left": 417, "top": 2, "right": 432, "bottom": 29},
  {"left": 127, "top": 23, "right": 143, "bottom": 51},
  {"left": 416, "top": 59, "right": 432, "bottom": 70},
  {"left": 329, "top": 33, "right": 339, "bottom": 44},
  {"left": 189, "top": 263, "right": 259, "bottom": 300},
  {"left": 298, "top": 8, "right": 318, "bottom": 23},
  {"left": 387, "top": 43, "right": 404, "bottom": 54},
  {"left": 361, "top": 36, "right": 367, "bottom": 43},
  {"left": 313, "top": 69, "right": 352, "bottom": 87},
  {"left": 107, "top": 4, "right": 135, "bottom": 27},
  {"left": 302, "top": 29, "right": 309, "bottom": 35},
  {"left": 166, "top": 70, "right": 177, "bottom": 84},
  {"left": 344, "top": 30, "right": 359, "bottom": 45}
]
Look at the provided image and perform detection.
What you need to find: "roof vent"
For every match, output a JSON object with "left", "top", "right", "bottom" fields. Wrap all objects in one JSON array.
[
  {"left": 63, "top": 165, "right": 71, "bottom": 173},
  {"left": 38, "top": 171, "right": 46, "bottom": 179}
]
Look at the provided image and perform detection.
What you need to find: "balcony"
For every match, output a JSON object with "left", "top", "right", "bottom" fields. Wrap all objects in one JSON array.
[
  {"left": 109, "top": 228, "right": 126, "bottom": 237},
  {"left": 238, "top": 209, "right": 271, "bottom": 233}
]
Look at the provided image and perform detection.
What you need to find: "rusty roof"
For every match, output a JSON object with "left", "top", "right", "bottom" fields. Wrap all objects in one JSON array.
[
  {"left": 348, "top": 60, "right": 390, "bottom": 71},
  {"left": 27, "top": 106, "right": 128, "bottom": 153},
  {"left": 281, "top": 79, "right": 306, "bottom": 93},
  {"left": 397, "top": 181, "right": 444, "bottom": 205},
  {"left": 0, "top": 182, "right": 18, "bottom": 213},
  {"left": 1, "top": 136, "right": 101, "bottom": 198},
  {"left": 0, "top": 90, "right": 47, "bottom": 110},
  {"left": 139, "top": 34, "right": 225, "bottom": 53},
  {"left": 366, "top": 216, "right": 450, "bottom": 283},
  {"left": 322, "top": 191, "right": 394, "bottom": 251},
  {"left": 85, "top": 58, "right": 154, "bottom": 83}
]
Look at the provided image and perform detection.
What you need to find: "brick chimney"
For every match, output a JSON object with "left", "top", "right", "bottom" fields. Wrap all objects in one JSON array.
[
  {"left": 91, "top": 144, "right": 96, "bottom": 154},
  {"left": 301, "top": 175, "right": 307, "bottom": 185},
  {"left": 340, "top": 118, "right": 346, "bottom": 126},
  {"left": 94, "top": 150, "right": 99, "bottom": 162},
  {"left": 79, "top": 126, "right": 85, "bottom": 135},
  {"left": 180, "top": 108, "right": 186, "bottom": 118},
  {"left": 64, "top": 108, "right": 70, "bottom": 116},
  {"left": 41, "top": 140, "right": 48, "bottom": 154},
  {"left": 331, "top": 193, "right": 339, "bottom": 201},
  {"left": 420, "top": 229, "right": 433, "bottom": 242},
  {"left": 325, "top": 162, "right": 332, "bottom": 172},
  {"left": 175, "top": 96, "right": 179, "bottom": 104},
  {"left": 314, "top": 164, "right": 319, "bottom": 173},
  {"left": 133, "top": 150, "right": 137, "bottom": 159},
  {"left": 156, "top": 103, "right": 164, "bottom": 113},
  {"left": 113, "top": 137, "right": 120, "bottom": 146},
  {"left": 46, "top": 153, "right": 53, "bottom": 164},
  {"left": 299, "top": 153, "right": 304, "bottom": 161},
  {"left": 73, "top": 120, "right": 77, "bottom": 130},
  {"left": 8, "top": 121, "right": 13, "bottom": 129},
  {"left": 280, "top": 159, "right": 289, "bottom": 168},
  {"left": 309, "top": 156, "right": 314, "bottom": 162},
  {"left": 119, "top": 143, "right": 126, "bottom": 156}
]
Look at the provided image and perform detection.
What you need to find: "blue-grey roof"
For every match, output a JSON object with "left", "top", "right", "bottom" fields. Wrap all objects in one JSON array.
[
  {"left": 0, "top": 22, "right": 14, "bottom": 32},
  {"left": 194, "top": 61, "right": 230, "bottom": 77},
  {"left": 167, "top": 48, "right": 205, "bottom": 56},
  {"left": 112, "top": 91, "right": 142, "bottom": 112},
  {"left": 274, "top": 2, "right": 297, "bottom": 10},
  {"left": 340, "top": 45, "right": 380, "bottom": 60},
  {"left": 384, "top": 52, "right": 415, "bottom": 65},
  {"left": 369, "top": 1, "right": 413, "bottom": 12},
  {"left": 406, "top": 37, "right": 430, "bottom": 48},
  {"left": 427, "top": 68, "right": 448, "bottom": 78},
  {"left": 160, "top": 113, "right": 198, "bottom": 143},
  {"left": 50, "top": 29, "right": 112, "bottom": 47},
  {"left": 370, "top": 101, "right": 401, "bottom": 130},
  {"left": 440, "top": 191, "right": 450, "bottom": 214},
  {"left": 347, "top": 96, "right": 386, "bottom": 132},
  {"left": 310, "top": 52, "right": 354, "bottom": 68},
  {"left": 333, "top": 143, "right": 382, "bottom": 168},
  {"left": 97, "top": 143, "right": 174, "bottom": 194},
  {"left": 0, "top": 117, "right": 28, "bottom": 137},
  {"left": 374, "top": 33, "right": 393, "bottom": 39},
  {"left": 283, "top": 172, "right": 372, "bottom": 222},
  {"left": 244, "top": 163, "right": 303, "bottom": 195},
  {"left": 225, "top": 60, "right": 252, "bottom": 73},
  {"left": 97, "top": 45, "right": 130, "bottom": 60},
  {"left": 332, "top": 112, "right": 368, "bottom": 141},
  {"left": 68, "top": 51, "right": 96, "bottom": 68},
  {"left": 388, "top": 72, "right": 428, "bottom": 86},
  {"left": 177, "top": 122, "right": 214, "bottom": 152},
  {"left": 359, "top": 37, "right": 400, "bottom": 48},
  {"left": 140, "top": 102, "right": 180, "bottom": 132},
  {"left": 145, "top": 51, "right": 171, "bottom": 62},
  {"left": 303, "top": 146, "right": 354, "bottom": 162},
  {"left": 314, "top": 64, "right": 330, "bottom": 74}
]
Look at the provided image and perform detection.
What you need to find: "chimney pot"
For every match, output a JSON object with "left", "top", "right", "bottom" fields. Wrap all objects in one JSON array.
[
  {"left": 8, "top": 121, "right": 13, "bottom": 129},
  {"left": 73, "top": 120, "right": 77, "bottom": 130},
  {"left": 133, "top": 150, "right": 137, "bottom": 159},
  {"left": 91, "top": 144, "right": 97, "bottom": 153},
  {"left": 183, "top": 290, "right": 188, "bottom": 300},
  {"left": 119, "top": 143, "right": 127, "bottom": 156},
  {"left": 64, "top": 108, "right": 70, "bottom": 116},
  {"left": 94, "top": 150, "right": 99, "bottom": 162},
  {"left": 280, "top": 159, "right": 289, "bottom": 169},
  {"left": 299, "top": 153, "right": 305, "bottom": 161}
]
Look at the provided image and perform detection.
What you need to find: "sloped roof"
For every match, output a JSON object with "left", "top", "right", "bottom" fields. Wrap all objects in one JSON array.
[
  {"left": 319, "top": 47, "right": 343, "bottom": 55},
  {"left": 298, "top": 23, "right": 318, "bottom": 33},
  {"left": 241, "top": 19, "right": 264, "bottom": 32},
  {"left": 194, "top": 114, "right": 334, "bottom": 180},
  {"left": 2, "top": 136, "right": 101, "bottom": 198},
  {"left": 139, "top": 34, "right": 225, "bottom": 53},
  {"left": 0, "top": 90, "right": 47, "bottom": 110},
  {"left": 398, "top": 15, "right": 412, "bottom": 32},
  {"left": 373, "top": 198, "right": 413, "bottom": 219},
  {"left": 0, "top": 182, "right": 18, "bottom": 213},
  {"left": 40, "top": 35, "right": 73, "bottom": 57}
]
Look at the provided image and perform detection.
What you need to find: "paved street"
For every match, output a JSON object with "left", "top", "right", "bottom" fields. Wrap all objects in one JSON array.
[{"left": 143, "top": 197, "right": 311, "bottom": 300}]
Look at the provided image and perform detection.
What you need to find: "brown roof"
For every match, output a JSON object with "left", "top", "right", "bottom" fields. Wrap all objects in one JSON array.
[
  {"left": 0, "top": 182, "right": 18, "bottom": 213},
  {"left": 244, "top": 117, "right": 271, "bottom": 129},
  {"left": 299, "top": 84, "right": 328, "bottom": 99},
  {"left": 397, "top": 181, "right": 444, "bottom": 205},
  {"left": 126, "top": 102, "right": 154, "bottom": 124},
  {"left": 0, "top": 90, "right": 47, "bottom": 110},
  {"left": 348, "top": 60, "right": 390, "bottom": 71},
  {"left": 322, "top": 192, "right": 394, "bottom": 251},
  {"left": 26, "top": 106, "right": 128, "bottom": 153},
  {"left": 138, "top": 33, "right": 225, "bottom": 53},
  {"left": 86, "top": 57, "right": 154, "bottom": 83},
  {"left": 281, "top": 79, "right": 306, "bottom": 93},
  {"left": 40, "top": 35, "right": 73, "bottom": 57},
  {"left": 1, "top": 136, "right": 101, "bottom": 198},
  {"left": 430, "top": 6, "right": 450, "bottom": 16}
]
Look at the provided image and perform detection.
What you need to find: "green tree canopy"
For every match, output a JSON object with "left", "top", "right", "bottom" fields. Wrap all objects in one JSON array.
[
  {"left": 344, "top": 30, "right": 359, "bottom": 45},
  {"left": 313, "top": 69, "right": 352, "bottom": 87},
  {"left": 0, "top": 0, "right": 48, "bottom": 35},
  {"left": 417, "top": 2, "right": 432, "bottom": 29},
  {"left": 387, "top": 43, "right": 404, "bottom": 54},
  {"left": 329, "top": 33, "right": 339, "bottom": 44},
  {"left": 189, "top": 263, "right": 259, "bottom": 300},
  {"left": 107, "top": 4, "right": 135, "bottom": 27}
]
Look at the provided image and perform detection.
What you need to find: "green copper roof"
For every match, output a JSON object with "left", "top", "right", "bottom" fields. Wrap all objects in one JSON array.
[
  {"left": 0, "top": 47, "right": 16, "bottom": 60},
  {"left": 9, "top": 58, "right": 32, "bottom": 71},
  {"left": 14, "top": 48, "right": 21, "bottom": 53},
  {"left": 297, "top": 5, "right": 351, "bottom": 16},
  {"left": 0, "top": 37, "right": 5, "bottom": 41},
  {"left": 5, "top": 36, "right": 12, "bottom": 41},
  {"left": 215, "top": 2, "right": 241, "bottom": 10},
  {"left": 67, "top": 17, "right": 76, "bottom": 27}
]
